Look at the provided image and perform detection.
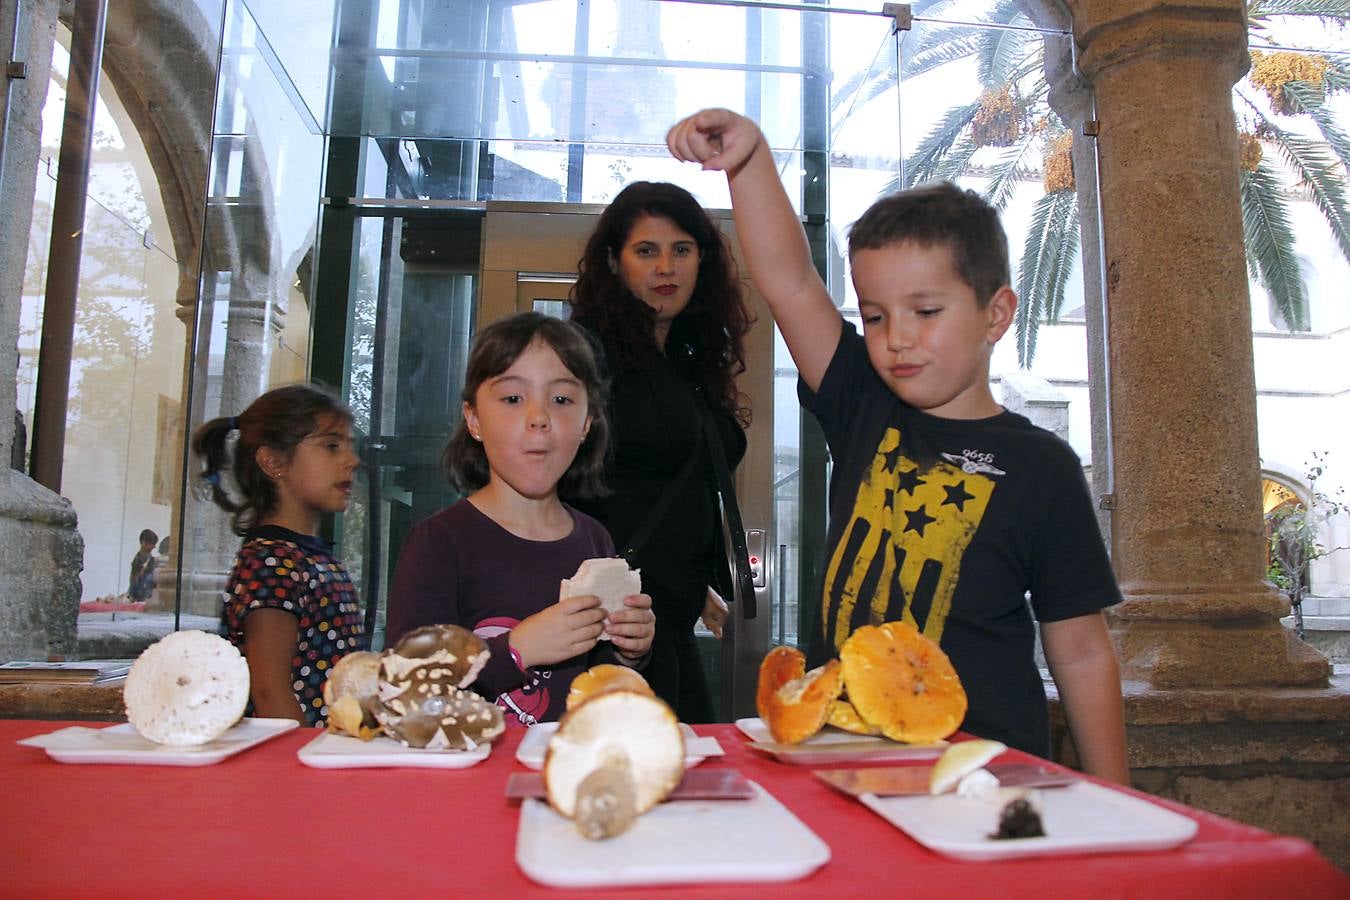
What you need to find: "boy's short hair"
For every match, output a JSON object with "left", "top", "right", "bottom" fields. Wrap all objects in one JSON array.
[
  {"left": 848, "top": 181, "right": 1010, "bottom": 307},
  {"left": 139, "top": 528, "right": 158, "bottom": 546}
]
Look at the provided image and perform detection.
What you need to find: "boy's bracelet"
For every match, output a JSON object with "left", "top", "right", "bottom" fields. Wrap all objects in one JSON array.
[{"left": 508, "top": 644, "right": 526, "bottom": 672}]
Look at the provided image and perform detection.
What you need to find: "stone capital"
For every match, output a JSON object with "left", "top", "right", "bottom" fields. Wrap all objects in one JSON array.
[{"left": 1070, "top": 0, "right": 1249, "bottom": 84}]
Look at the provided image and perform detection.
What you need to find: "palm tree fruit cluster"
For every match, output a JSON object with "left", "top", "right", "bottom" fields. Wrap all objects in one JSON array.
[
  {"left": 756, "top": 621, "right": 968, "bottom": 745},
  {"left": 1249, "top": 49, "right": 1329, "bottom": 114},
  {"left": 1238, "top": 133, "right": 1264, "bottom": 173},
  {"left": 971, "top": 84, "right": 1024, "bottom": 148},
  {"left": 1043, "top": 131, "right": 1075, "bottom": 193}
]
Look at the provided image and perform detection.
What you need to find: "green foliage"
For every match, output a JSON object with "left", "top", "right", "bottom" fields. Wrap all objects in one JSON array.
[{"left": 1267, "top": 453, "right": 1348, "bottom": 600}]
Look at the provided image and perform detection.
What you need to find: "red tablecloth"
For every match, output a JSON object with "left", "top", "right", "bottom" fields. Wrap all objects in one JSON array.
[{"left": 5, "top": 720, "right": 1345, "bottom": 898}]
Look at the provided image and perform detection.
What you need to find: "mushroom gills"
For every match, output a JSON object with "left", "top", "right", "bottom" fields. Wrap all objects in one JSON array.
[{"left": 572, "top": 748, "right": 638, "bottom": 839}]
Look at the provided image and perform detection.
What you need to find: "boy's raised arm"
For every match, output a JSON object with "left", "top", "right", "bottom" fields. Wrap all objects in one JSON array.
[{"left": 668, "top": 109, "right": 840, "bottom": 392}]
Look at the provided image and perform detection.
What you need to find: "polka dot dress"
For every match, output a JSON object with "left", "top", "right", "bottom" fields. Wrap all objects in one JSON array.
[{"left": 222, "top": 525, "right": 366, "bottom": 726}]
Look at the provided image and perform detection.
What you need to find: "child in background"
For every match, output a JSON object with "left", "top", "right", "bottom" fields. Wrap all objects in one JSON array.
[
  {"left": 193, "top": 385, "right": 365, "bottom": 727},
  {"left": 386, "top": 312, "right": 656, "bottom": 726},
  {"left": 127, "top": 528, "right": 159, "bottom": 602},
  {"left": 667, "top": 109, "right": 1129, "bottom": 783}
]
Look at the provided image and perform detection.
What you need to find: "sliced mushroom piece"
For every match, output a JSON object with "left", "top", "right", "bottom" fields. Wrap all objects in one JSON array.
[
  {"left": 542, "top": 690, "right": 684, "bottom": 840},
  {"left": 764, "top": 659, "right": 844, "bottom": 744},
  {"left": 323, "top": 651, "right": 382, "bottom": 739},
  {"left": 826, "top": 695, "right": 882, "bottom": 736}
]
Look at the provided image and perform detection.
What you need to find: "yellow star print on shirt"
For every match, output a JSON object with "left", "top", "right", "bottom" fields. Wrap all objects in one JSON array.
[{"left": 822, "top": 426, "right": 995, "bottom": 652}]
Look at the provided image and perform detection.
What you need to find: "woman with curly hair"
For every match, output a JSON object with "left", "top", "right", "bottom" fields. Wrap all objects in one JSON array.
[{"left": 568, "top": 181, "right": 754, "bottom": 722}]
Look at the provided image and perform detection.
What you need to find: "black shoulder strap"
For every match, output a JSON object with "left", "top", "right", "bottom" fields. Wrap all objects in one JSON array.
[
  {"left": 699, "top": 395, "right": 757, "bottom": 620},
  {"left": 620, "top": 426, "right": 703, "bottom": 563}
]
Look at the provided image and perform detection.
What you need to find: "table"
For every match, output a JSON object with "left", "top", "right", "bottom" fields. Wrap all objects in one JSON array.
[{"left": 5, "top": 720, "right": 1346, "bottom": 897}]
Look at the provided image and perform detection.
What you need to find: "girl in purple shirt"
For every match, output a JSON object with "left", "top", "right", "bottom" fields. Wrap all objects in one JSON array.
[{"left": 386, "top": 313, "right": 655, "bottom": 724}]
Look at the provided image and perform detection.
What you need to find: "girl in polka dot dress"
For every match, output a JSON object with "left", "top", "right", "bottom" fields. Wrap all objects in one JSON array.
[{"left": 193, "top": 385, "right": 366, "bottom": 727}]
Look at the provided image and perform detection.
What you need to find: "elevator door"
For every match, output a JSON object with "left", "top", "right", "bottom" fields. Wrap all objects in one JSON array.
[{"left": 479, "top": 201, "right": 775, "bottom": 720}]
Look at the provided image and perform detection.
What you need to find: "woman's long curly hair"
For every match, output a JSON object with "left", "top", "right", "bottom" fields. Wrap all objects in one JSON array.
[{"left": 570, "top": 181, "right": 752, "bottom": 426}]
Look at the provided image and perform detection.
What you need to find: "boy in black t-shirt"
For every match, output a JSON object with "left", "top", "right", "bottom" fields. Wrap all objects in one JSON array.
[{"left": 668, "top": 109, "right": 1129, "bottom": 782}]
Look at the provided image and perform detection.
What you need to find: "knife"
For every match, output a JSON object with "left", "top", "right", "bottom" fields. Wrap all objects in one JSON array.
[
  {"left": 747, "top": 739, "right": 948, "bottom": 763},
  {"left": 506, "top": 767, "right": 757, "bottom": 801},
  {"left": 814, "top": 763, "right": 1078, "bottom": 798}
]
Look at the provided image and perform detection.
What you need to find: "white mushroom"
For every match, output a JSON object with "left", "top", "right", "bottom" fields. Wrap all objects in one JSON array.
[
  {"left": 123, "top": 630, "right": 250, "bottom": 746},
  {"left": 559, "top": 558, "right": 641, "bottom": 637},
  {"left": 542, "top": 690, "right": 685, "bottom": 839}
]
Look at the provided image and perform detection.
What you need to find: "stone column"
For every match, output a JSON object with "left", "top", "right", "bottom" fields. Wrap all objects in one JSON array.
[
  {"left": 1073, "top": 0, "right": 1326, "bottom": 688},
  {"left": 0, "top": 0, "right": 84, "bottom": 661}
]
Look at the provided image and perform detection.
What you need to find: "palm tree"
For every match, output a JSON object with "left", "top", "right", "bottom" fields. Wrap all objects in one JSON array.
[{"left": 839, "top": 0, "right": 1349, "bottom": 365}]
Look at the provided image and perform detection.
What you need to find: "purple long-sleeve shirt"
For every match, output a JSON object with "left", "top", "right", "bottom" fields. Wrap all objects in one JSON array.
[{"left": 385, "top": 499, "right": 624, "bottom": 725}]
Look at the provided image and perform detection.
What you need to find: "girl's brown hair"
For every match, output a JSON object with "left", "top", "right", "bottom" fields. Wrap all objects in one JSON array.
[
  {"left": 442, "top": 312, "right": 610, "bottom": 499},
  {"left": 192, "top": 384, "right": 354, "bottom": 536},
  {"left": 569, "top": 181, "right": 752, "bottom": 426}
]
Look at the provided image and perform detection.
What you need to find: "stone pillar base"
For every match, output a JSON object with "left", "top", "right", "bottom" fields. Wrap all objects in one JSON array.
[
  {"left": 1112, "top": 591, "right": 1330, "bottom": 689},
  {"left": 1050, "top": 678, "right": 1350, "bottom": 870},
  {"left": 0, "top": 473, "right": 83, "bottom": 661}
]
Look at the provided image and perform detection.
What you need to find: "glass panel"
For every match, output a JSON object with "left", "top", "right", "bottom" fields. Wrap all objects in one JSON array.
[
  {"left": 178, "top": 0, "right": 327, "bottom": 626},
  {"left": 20, "top": 29, "right": 186, "bottom": 628},
  {"left": 339, "top": 212, "right": 477, "bottom": 650},
  {"left": 1242, "top": 15, "right": 1350, "bottom": 605}
]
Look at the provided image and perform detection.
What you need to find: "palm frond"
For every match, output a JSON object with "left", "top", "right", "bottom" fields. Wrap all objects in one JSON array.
[
  {"left": 1043, "top": 200, "right": 1081, "bottom": 324},
  {"left": 1320, "top": 56, "right": 1350, "bottom": 94},
  {"left": 1283, "top": 80, "right": 1350, "bottom": 171},
  {"left": 982, "top": 136, "right": 1038, "bottom": 213},
  {"left": 829, "top": 62, "right": 894, "bottom": 117},
  {"left": 1248, "top": 0, "right": 1350, "bottom": 21},
  {"left": 930, "top": 136, "right": 981, "bottom": 185},
  {"left": 1270, "top": 131, "right": 1350, "bottom": 263},
  {"left": 1237, "top": 88, "right": 1350, "bottom": 264},
  {"left": 1015, "top": 189, "right": 1080, "bottom": 366},
  {"left": 902, "top": 101, "right": 980, "bottom": 188},
  {"left": 977, "top": 11, "right": 1035, "bottom": 87},
  {"left": 903, "top": 30, "right": 987, "bottom": 80},
  {"left": 1241, "top": 161, "right": 1310, "bottom": 330}
]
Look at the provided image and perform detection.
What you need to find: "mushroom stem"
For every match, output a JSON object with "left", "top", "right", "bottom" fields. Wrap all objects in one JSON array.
[{"left": 572, "top": 750, "right": 638, "bottom": 840}]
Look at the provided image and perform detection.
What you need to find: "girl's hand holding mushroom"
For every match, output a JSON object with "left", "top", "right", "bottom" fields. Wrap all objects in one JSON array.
[
  {"left": 510, "top": 594, "right": 608, "bottom": 668},
  {"left": 605, "top": 593, "right": 655, "bottom": 662}
]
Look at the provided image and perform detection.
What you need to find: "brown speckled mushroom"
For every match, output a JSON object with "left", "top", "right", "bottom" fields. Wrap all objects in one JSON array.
[
  {"left": 375, "top": 625, "right": 503, "bottom": 750},
  {"left": 375, "top": 682, "right": 505, "bottom": 750},
  {"left": 380, "top": 624, "right": 490, "bottom": 688},
  {"left": 542, "top": 690, "right": 685, "bottom": 839}
]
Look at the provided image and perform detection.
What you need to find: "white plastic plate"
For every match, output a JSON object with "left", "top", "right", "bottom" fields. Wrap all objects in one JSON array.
[
  {"left": 734, "top": 716, "right": 947, "bottom": 764},
  {"left": 297, "top": 731, "right": 492, "bottom": 769},
  {"left": 860, "top": 781, "right": 1199, "bottom": 861},
  {"left": 515, "top": 721, "right": 721, "bottom": 771},
  {"left": 16, "top": 718, "right": 298, "bottom": 766},
  {"left": 516, "top": 781, "right": 829, "bottom": 888}
]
